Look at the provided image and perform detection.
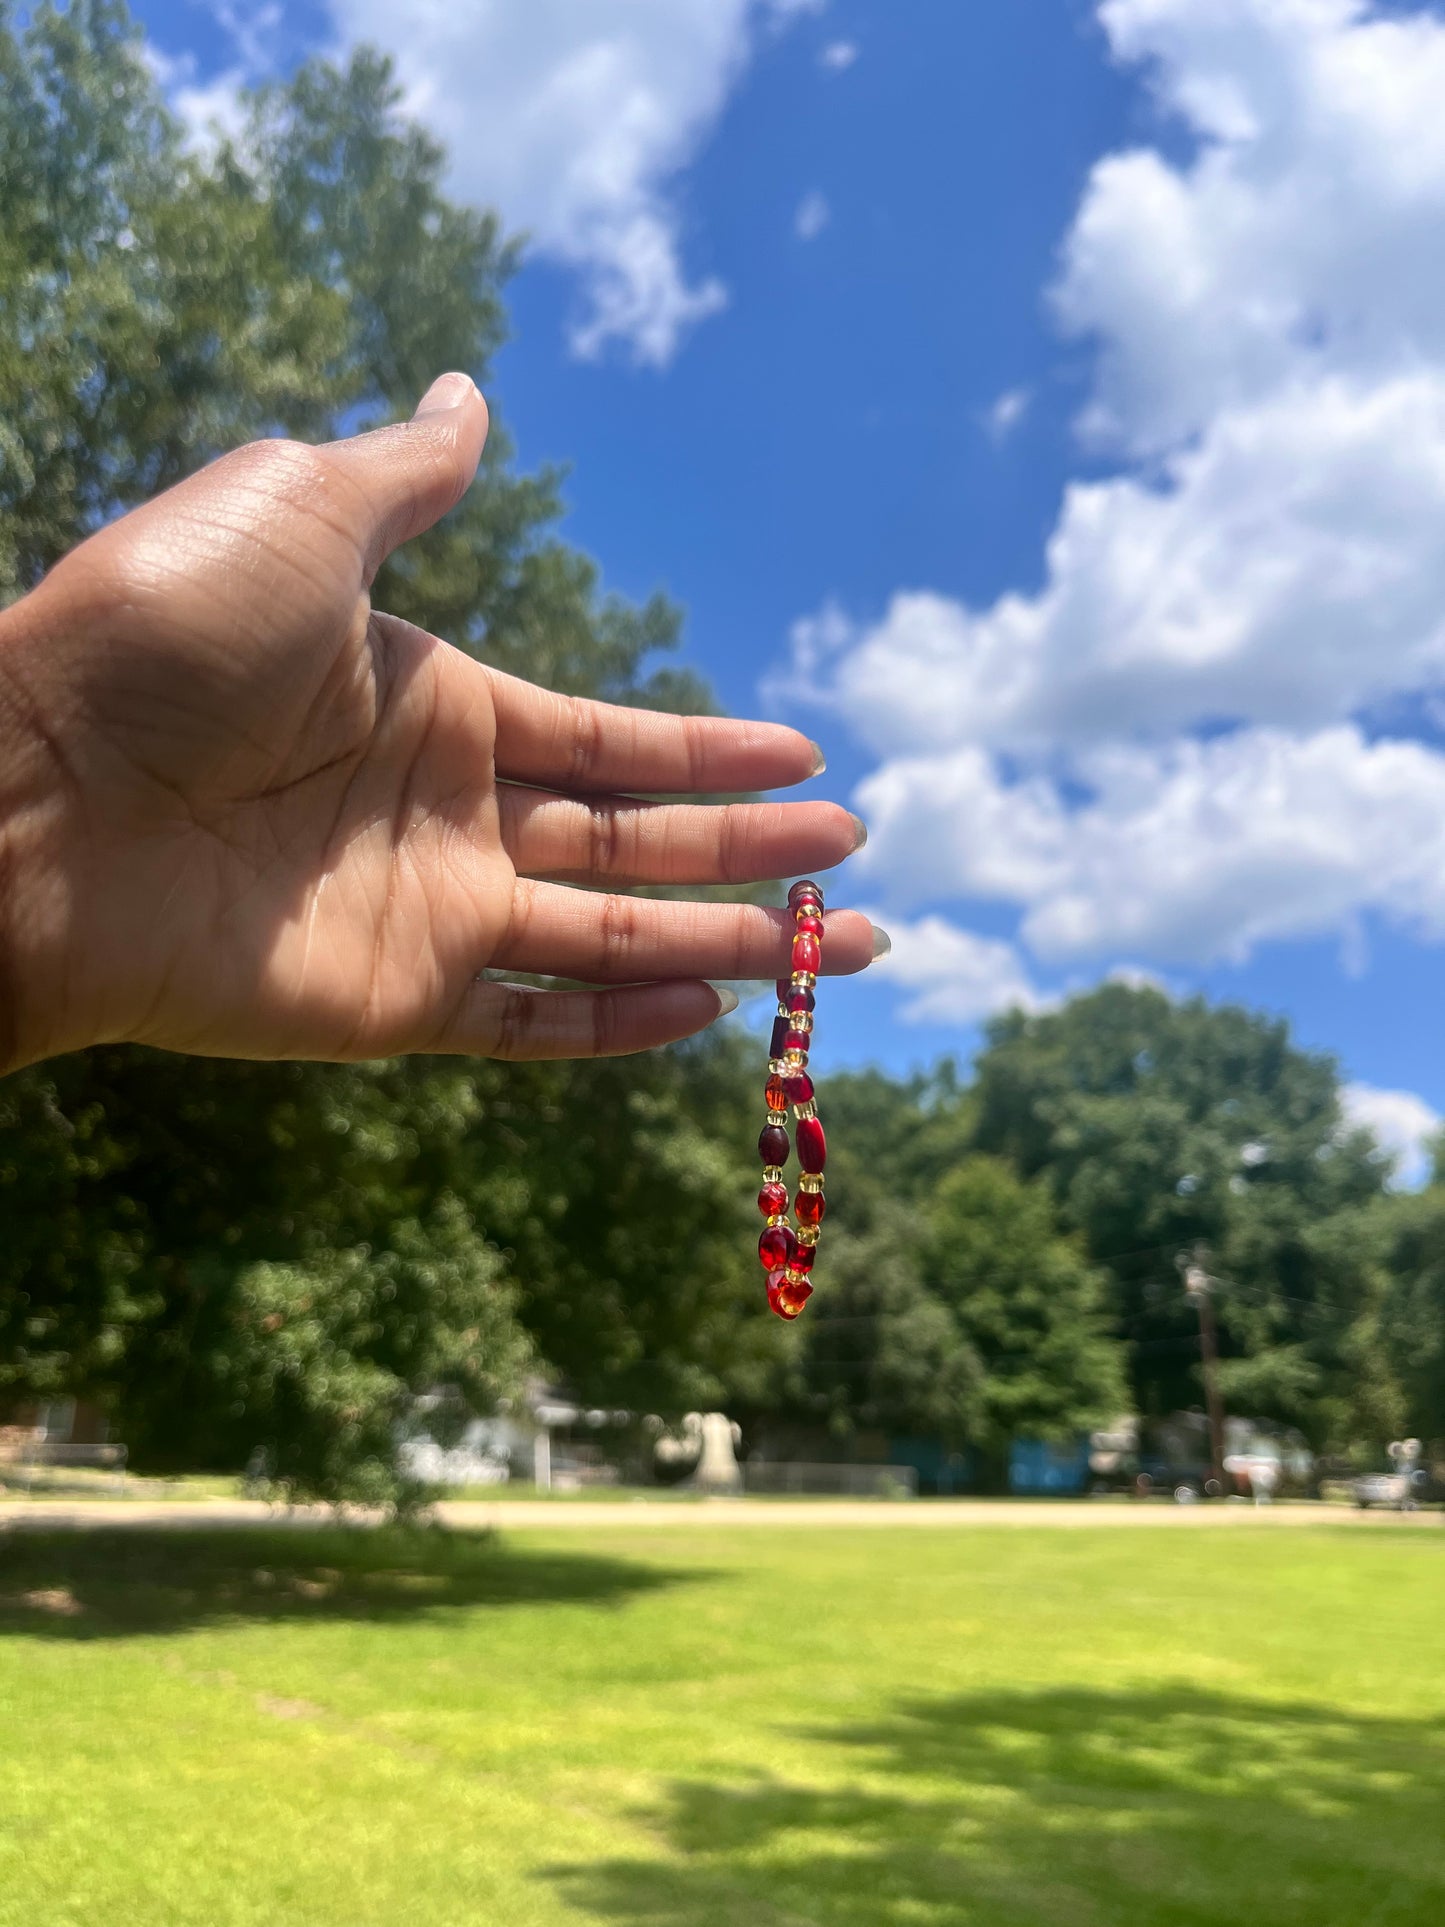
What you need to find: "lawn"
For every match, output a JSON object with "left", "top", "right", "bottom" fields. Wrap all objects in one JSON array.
[{"left": 0, "top": 1520, "right": 1442, "bottom": 1926}]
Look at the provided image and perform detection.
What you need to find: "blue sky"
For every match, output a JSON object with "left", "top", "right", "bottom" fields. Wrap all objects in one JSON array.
[{"left": 133, "top": 0, "right": 1445, "bottom": 1178}]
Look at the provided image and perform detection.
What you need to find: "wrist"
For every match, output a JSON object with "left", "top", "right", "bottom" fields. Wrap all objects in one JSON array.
[{"left": 0, "top": 594, "right": 77, "bottom": 1074}]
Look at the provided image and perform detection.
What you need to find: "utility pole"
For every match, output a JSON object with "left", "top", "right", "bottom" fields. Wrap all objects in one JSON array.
[{"left": 1180, "top": 1248, "right": 1226, "bottom": 1495}]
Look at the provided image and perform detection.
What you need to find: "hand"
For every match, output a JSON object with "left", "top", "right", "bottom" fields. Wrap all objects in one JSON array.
[{"left": 0, "top": 375, "right": 875, "bottom": 1073}]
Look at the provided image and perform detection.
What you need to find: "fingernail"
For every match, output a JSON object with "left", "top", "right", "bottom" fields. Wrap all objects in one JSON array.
[
  {"left": 870, "top": 924, "right": 892, "bottom": 959},
  {"left": 850, "top": 813, "right": 869, "bottom": 851},
  {"left": 710, "top": 985, "right": 740, "bottom": 1018},
  {"left": 414, "top": 371, "right": 476, "bottom": 418},
  {"left": 809, "top": 741, "right": 827, "bottom": 776}
]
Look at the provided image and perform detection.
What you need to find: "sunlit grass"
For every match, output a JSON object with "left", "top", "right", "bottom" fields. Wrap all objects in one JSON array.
[{"left": 1, "top": 1521, "right": 1441, "bottom": 1925}]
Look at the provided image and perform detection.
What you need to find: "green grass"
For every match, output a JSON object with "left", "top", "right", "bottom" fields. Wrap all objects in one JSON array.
[{"left": 1, "top": 1521, "right": 1442, "bottom": 1925}]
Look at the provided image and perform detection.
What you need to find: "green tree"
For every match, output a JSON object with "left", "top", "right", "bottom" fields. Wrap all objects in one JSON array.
[
  {"left": 970, "top": 983, "right": 1393, "bottom": 1443},
  {"left": 0, "top": 1, "right": 769, "bottom": 1498}
]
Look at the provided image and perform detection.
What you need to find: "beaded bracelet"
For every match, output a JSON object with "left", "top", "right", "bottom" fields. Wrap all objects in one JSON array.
[{"left": 756, "top": 878, "right": 827, "bottom": 1320}]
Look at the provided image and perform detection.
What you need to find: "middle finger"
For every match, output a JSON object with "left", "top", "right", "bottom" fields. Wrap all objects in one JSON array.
[{"left": 498, "top": 785, "right": 865, "bottom": 885}]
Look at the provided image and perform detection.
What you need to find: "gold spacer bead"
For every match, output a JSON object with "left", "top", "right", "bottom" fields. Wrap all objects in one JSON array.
[
  {"left": 784, "top": 1049, "right": 807, "bottom": 1067},
  {"left": 767, "top": 1109, "right": 787, "bottom": 1127},
  {"left": 795, "top": 1101, "right": 818, "bottom": 1121},
  {"left": 799, "top": 1174, "right": 824, "bottom": 1193},
  {"left": 762, "top": 1165, "right": 784, "bottom": 1182},
  {"left": 789, "top": 1012, "right": 814, "bottom": 1033},
  {"left": 795, "top": 972, "right": 817, "bottom": 989},
  {"left": 797, "top": 1226, "right": 821, "bottom": 1247},
  {"left": 766, "top": 1213, "right": 787, "bottom": 1227}
]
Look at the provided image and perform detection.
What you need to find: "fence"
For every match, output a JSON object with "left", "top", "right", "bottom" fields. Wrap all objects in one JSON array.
[{"left": 741, "top": 1461, "right": 918, "bottom": 1499}]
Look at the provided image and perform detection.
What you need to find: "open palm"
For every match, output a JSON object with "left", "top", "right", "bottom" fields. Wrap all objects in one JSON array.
[{"left": 0, "top": 375, "right": 871, "bottom": 1072}]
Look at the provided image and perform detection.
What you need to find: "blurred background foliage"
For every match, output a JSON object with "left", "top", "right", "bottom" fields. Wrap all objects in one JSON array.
[{"left": 1, "top": 1, "right": 1441, "bottom": 1502}]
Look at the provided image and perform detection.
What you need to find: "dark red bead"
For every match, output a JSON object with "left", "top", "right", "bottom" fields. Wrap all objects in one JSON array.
[
  {"left": 759, "top": 1223, "right": 797, "bottom": 1271},
  {"left": 791, "top": 1243, "right": 816, "bottom": 1274},
  {"left": 758, "top": 1122, "right": 789, "bottom": 1166},
  {"left": 792, "top": 933, "right": 821, "bottom": 974},
  {"left": 796, "top": 914, "right": 823, "bottom": 938},
  {"left": 797, "top": 1115, "right": 826, "bottom": 1174},
  {"left": 775, "top": 978, "right": 792, "bottom": 1005},
  {"left": 769, "top": 1015, "right": 790, "bottom": 1060},
  {"left": 758, "top": 1181, "right": 788, "bottom": 1218},
  {"left": 765, "top": 1074, "right": 787, "bottom": 1112},
  {"left": 784, "top": 1071, "right": 815, "bottom": 1105},
  {"left": 784, "top": 1030, "right": 811, "bottom": 1056},
  {"left": 794, "top": 1189, "right": 826, "bottom": 1227},
  {"left": 786, "top": 989, "right": 815, "bottom": 1016},
  {"left": 788, "top": 879, "right": 824, "bottom": 909}
]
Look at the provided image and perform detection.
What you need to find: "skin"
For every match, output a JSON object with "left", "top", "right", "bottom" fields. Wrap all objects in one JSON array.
[{"left": 0, "top": 374, "right": 880, "bottom": 1074}]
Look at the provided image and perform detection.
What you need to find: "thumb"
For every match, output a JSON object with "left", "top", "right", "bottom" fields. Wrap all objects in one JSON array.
[{"left": 324, "top": 372, "right": 490, "bottom": 579}]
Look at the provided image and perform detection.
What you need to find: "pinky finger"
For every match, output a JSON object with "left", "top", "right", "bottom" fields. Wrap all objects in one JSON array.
[{"left": 438, "top": 978, "right": 737, "bottom": 1061}]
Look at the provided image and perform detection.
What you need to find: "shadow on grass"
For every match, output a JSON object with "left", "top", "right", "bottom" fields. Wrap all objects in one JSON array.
[
  {"left": 555, "top": 1684, "right": 1445, "bottom": 1926},
  {"left": 0, "top": 1525, "right": 694, "bottom": 1639}
]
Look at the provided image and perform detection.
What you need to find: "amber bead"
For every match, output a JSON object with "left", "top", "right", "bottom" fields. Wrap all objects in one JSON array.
[
  {"left": 758, "top": 1181, "right": 789, "bottom": 1218},
  {"left": 759, "top": 1223, "right": 798, "bottom": 1271},
  {"left": 792, "top": 933, "right": 821, "bottom": 974},
  {"left": 758, "top": 1122, "right": 789, "bottom": 1166},
  {"left": 784, "top": 1029, "right": 811, "bottom": 1056},
  {"left": 794, "top": 1188, "right": 826, "bottom": 1226},
  {"left": 779, "top": 1275, "right": 813, "bottom": 1315},
  {"left": 786, "top": 988, "right": 815, "bottom": 1016},
  {"left": 767, "top": 1274, "right": 804, "bottom": 1320},
  {"left": 765, "top": 1074, "right": 788, "bottom": 1112},
  {"left": 785, "top": 1071, "right": 815, "bottom": 1105},
  {"left": 797, "top": 1115, "right": 826, "bottom": 1173}
]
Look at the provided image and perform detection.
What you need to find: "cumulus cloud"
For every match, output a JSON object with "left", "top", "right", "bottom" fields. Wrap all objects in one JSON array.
[
  {"left": 855, "top": 727, "right": 1445, "bottom": 964},
  {"left": 328, "top": 0, "right": 755, "bottom": 365},
  {"left": 160, "top": 0, "right": 821, "bottom": 366},
  {"left": 860, "top": 913, "right": 1046, "bottom": 1025},
  {"left": 784, "top": 0, "right": 1445, "bottom": 992},
  {"left": 1341, "top": 1081, "right": 1441, "bottom": 1188}
]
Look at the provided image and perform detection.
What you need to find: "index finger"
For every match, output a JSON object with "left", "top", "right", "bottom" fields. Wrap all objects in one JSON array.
[{"left": 483, "top": 666, "right": 825, "bottom": 794}]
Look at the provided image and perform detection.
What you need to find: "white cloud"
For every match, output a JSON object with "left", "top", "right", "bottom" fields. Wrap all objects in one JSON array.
[
  {"left": 855, "top": 726, "right": 1445, "bottom": 965},
  {"left": 156, "top": 0, "right": 820, "bottom": 367},
  {"left": 1341, "top": 1081, "right": 1441, "bottom": 1188},
  {"left": 860, "top": 913, "right": 1045, "bottom": 1025},
  {"left": 327, "top": 0, "right": 757, "bottom": 366},
  {"left": 984, "top": 386, "right": 1031, "bottom": 440},
  {"left": 794, "top": 189, "right": 831, "bottom": 240},
  {"left": 783, "top": 0, "right": 1445, "bottom": 995},
  {"left": 795, "top": 373, "right": 1445, "bottom": 761},
  {"left": 821, "top": 40, "right": 859, "bottom": 70},
  {"left": 1062, "top": 0, "right": 1445, "bottom": 453}
]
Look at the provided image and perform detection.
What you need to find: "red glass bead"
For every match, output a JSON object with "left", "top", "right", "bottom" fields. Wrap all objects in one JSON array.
[
  {"left": 792, "top": 933, "right": 821, "bottom": 974},
  {"left": 768, "top": 1015, "right": 790, "bottom": 1060},
  {"left": 767, "top": 1272, "right": 803, "bottom": 1320},
  {"left": 788, "top": 879, "right": 824, "bottom": 909},
  {"left": 779, "top": 1275, "right": 813, "bottom": 1316},
  {"left": 796, "top": 914, "right": 824, "bottom": 938},
  {"left": 786, "top": 989, "right": 815, "bottom": 1016},
  {"left": 758, "top": 1122, "right": 789, "bottom": 1166},
  {"left": 797, "top": 1115, "right": 826, "bottom": 1174},
  {"left": 784, "top": 1030, "right": 811, "bottom": 1056},
  {"left": 791, "top": 1243, "right": 816, "bottom": 1274},
  {"left": 759, "top": 1223, "right": 797, "bottom": 1271},
  {"left": 758, "top": 1181, "right": 788, "bottom": 1218},
  {"left": 784, "top": 1071, "right": 815, "bottom": 1105},
  {"left": 765, "top": 1075, "right": 787, "bottom": 1112},
  {"left": 794, "top": 1188, "right": 826, "bottom": 1226}
]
